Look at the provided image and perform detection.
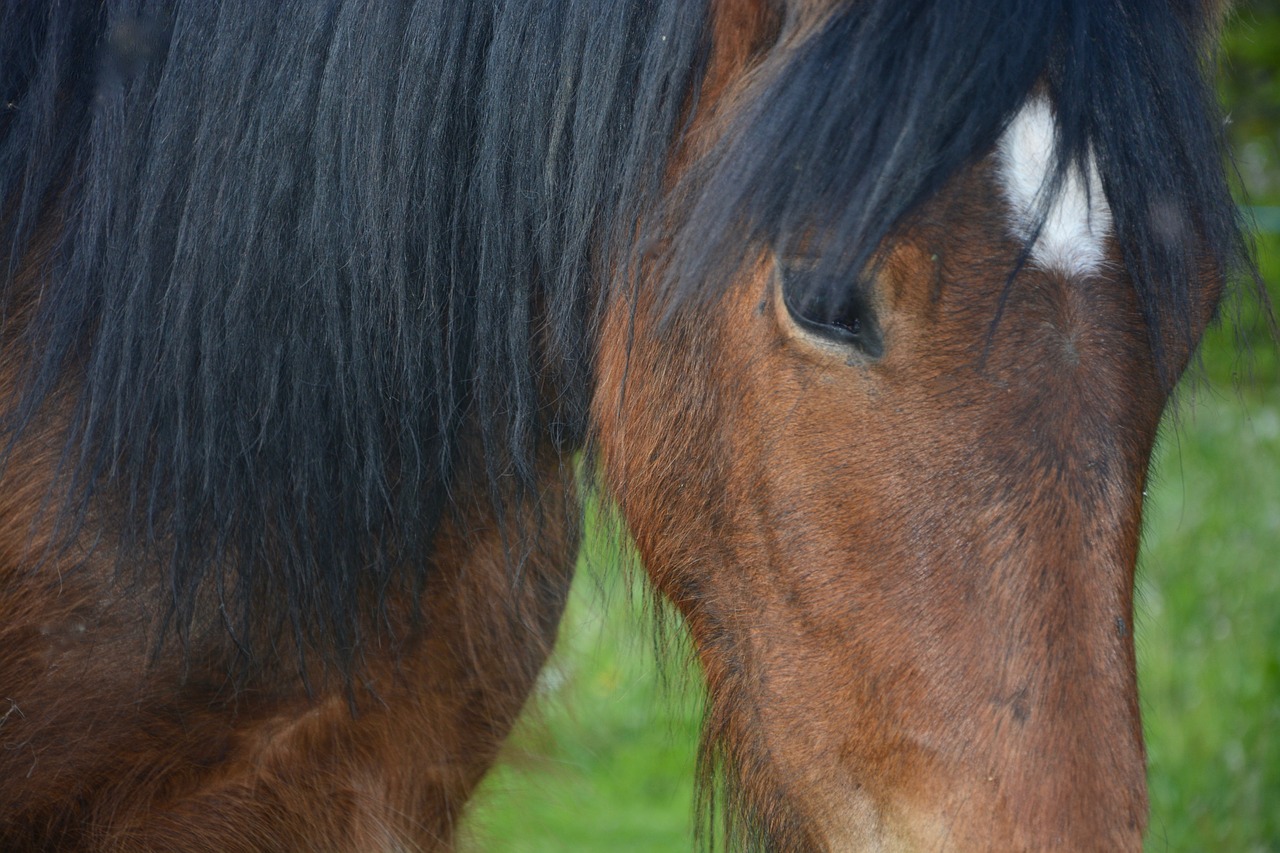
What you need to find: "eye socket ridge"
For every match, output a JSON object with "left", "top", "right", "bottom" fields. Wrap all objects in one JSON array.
[{"left": 777, "top": 260, "right": 885, "bottom": 358}]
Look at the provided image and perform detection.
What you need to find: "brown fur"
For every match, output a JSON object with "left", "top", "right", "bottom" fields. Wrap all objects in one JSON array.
[
  {"left": 0, "top": 229, "right": 579, "bottom": 851},
  {"left": 595, "top": 166, "right": 1193, "bottom": 850},
  {"left": 0, "top": 431, "right": 576, "bottom": 851}
]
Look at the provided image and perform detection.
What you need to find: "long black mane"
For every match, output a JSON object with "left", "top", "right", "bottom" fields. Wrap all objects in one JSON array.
[
  {"left": 0, "top": 0, "right": 710, "bottom": 664},
  {"left": 0, "top": 0, "right": 1252, "bottom": 672}
]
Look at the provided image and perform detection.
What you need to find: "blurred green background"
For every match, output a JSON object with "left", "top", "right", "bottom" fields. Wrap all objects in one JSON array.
[{"left": 463, "top": 6, "right": 1280, "bottom": 851}]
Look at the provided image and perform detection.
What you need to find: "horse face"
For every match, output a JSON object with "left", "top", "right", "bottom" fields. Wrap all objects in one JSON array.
[{"left": 595, "top": 127, "right": 1217, "bottom": 851}]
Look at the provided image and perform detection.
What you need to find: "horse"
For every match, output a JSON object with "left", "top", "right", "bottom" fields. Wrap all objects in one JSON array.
[{"left": 0, "top": 0, "right": 1259, "bottom": 850}]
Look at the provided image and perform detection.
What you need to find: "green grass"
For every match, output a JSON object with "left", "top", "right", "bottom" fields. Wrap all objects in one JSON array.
[
  {"left": 464, "top": 243, "right": 1280, "bottom": 852},
  {"left": 1140, "top": 392, "right": 1280, "bottom": 852},
  {"left": 460, "top": 538, "right": 700, "bottom": 852},
  {"left": 1138, "top": 235, "right": 1280, "bottom": 852}
]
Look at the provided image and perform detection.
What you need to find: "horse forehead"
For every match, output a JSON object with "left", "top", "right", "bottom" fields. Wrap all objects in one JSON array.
[{"left": 995, "top": 96, "right": 1112, "bottom": 279}]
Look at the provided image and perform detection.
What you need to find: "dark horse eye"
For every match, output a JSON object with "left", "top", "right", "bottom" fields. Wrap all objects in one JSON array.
[{"left": 777, "top": 261, "right": 885, "bottom": 358}]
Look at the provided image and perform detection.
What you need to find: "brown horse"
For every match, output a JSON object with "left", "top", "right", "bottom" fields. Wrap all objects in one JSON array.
[{"left": 0, "top": 0, "right": 1257, "bottom": 850}]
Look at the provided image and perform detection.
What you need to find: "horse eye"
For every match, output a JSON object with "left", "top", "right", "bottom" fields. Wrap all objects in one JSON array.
[{"left": 777, "top": 261, "right": 885, "bottom": 358}]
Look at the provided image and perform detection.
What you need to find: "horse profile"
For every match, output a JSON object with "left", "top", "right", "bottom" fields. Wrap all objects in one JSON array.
[{"left": 0, "top": 0, "right": 1258, "bottom": 850}]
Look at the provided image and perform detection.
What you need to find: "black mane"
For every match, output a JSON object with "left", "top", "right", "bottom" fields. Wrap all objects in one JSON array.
[
  {"left": 0, "top": 0, "right": 710, "bottom": 663},
  {"left": 0, "top": 0, "right": 1252, "bottom": 667}
]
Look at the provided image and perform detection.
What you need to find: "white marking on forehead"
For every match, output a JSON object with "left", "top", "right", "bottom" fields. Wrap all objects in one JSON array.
[{"left": 996, "top": 96, "right": 1112, "bottom": 278}]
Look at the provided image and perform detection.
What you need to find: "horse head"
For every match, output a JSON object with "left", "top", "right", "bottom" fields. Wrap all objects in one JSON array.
[{"left": 596, "top": 1, "right": 1245, "bottom": 848}]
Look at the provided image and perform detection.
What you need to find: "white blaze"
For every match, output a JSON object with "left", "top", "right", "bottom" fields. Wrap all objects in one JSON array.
[{"left": 996, "top": 96, "right": 1112, "bottom": 277}]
